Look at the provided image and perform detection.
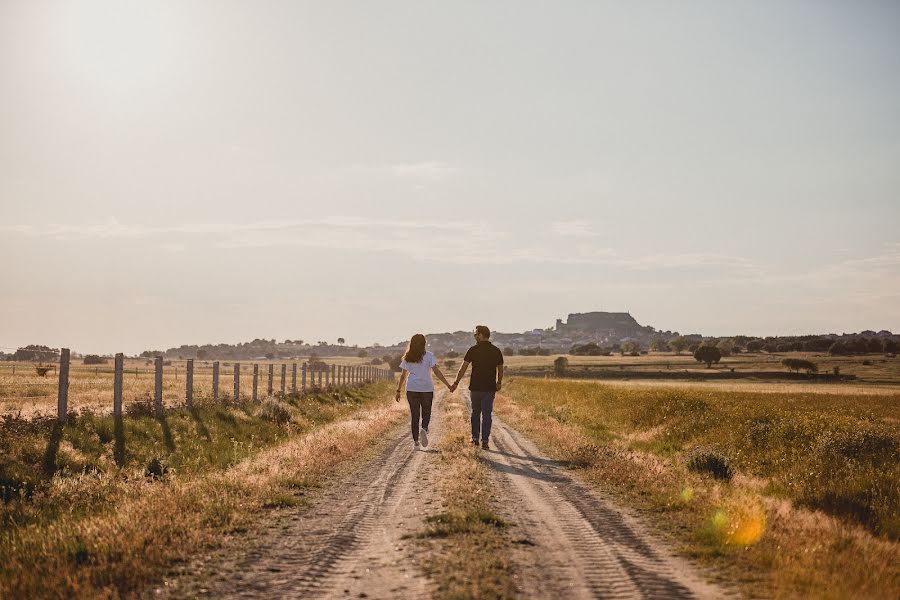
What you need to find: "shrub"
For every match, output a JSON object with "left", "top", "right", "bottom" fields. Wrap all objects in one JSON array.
[
  {"left": 258, "top": 399, "right": 292, "bottom": 425},
  {"left": 369, "top": 358, "right": 383, "bottom": 365},
  {"left": 357, "top": 349, "right": 369, "bottom": 358},
  {"left": 570, "top": 343, "right": 609, "bottom": 356},
  {"left": 693, "top": 346, "right": 722, "bottom": 368},
  {"left": 125, "top": 396, "right": 155, "bottom": 417},
  {"left": 144, "top": 457, "right": 169, "bottom": 479},
  {"left": 553, "top": 356, "right": 569, "bottom": 376},
  {"left": 745, "top": 340, "right": 763, "bottom": 353},
  {"left": 445, "top": 350, "right": 460, "bottom": 359},
  {"left": 686, "top": 446, "right": 733, "bottom": 480},
  {"left": 781, "top": 358, "right": 818, "bottom": 373},
  {"left": 82, "top": 355, "right": 108, "bottom": 365},
  {"left": 34, "top": 366, "right": 52, "bottom": 377},
  {"left": 669, "top": 336, "right": 690, "bottom": 354},
  {"left": 862, "top": 359, "right": 873, "bottom": 366}
]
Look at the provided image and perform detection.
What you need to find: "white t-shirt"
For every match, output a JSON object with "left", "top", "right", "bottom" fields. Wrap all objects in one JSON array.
[{"left": 400, "top": 351, "right": 437, "bottom": 393}]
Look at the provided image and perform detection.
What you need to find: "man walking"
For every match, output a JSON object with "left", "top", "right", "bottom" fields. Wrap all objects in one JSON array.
[{"left": 451, "top": 325, "right": 504, "bottom": 449}]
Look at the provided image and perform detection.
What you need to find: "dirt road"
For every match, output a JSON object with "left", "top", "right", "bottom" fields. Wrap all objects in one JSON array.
[
  {"left": 152, "top": 391, "right": 727, "bottom": 598},
  {"left": 477, "top": 396, "right": 727, "bottom": 599}
]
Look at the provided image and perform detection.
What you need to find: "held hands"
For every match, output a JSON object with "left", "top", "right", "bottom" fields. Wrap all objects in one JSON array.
[{"left": 448, "top": 381, "right": 458, "bottom": 393}]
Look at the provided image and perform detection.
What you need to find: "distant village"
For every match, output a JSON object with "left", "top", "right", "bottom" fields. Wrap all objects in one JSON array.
[{"left": 385, "top": 312, "right": 674, "bottom": 355}]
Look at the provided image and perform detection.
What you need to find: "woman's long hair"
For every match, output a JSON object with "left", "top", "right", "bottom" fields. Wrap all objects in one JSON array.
[{"left": 403, "top": 334, "right": 427, "bottom": 363}]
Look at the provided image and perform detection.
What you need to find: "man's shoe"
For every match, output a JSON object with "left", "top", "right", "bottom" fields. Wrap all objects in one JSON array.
[
  {"left": 421, "top": 428, "right": 429, "bottom": 448},
  {"left": 471, "top": 439, "right": 479, "bottom": 446},
  {"left": 481, "top": 440, "right": 489, "bottom": 450},
  {"left": 414, "top": 440, "right": 421, "bottom": 451}
]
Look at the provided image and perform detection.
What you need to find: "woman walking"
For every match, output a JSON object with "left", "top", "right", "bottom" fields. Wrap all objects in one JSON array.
[{"left": 395, "top": 334, "right": 453, "bottom": 449}]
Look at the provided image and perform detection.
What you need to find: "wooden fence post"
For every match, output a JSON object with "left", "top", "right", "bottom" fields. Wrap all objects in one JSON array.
[
  {"left": 252, "top": 364, "right": 259, "bottom": 402},
  {"left": 57, "top": 348, "right": 70, "bottom": 422},
  {"left": 234, "top": 363, "right": 241, "bottom": 401},
  {"left": 280, "top": 364, "right": 286, "bottom": 396},
  {"left": 301, "top": 363, "right": 307, "bottom": 393},
  {"left": 292, "top": 363, "right": 297, "bottom": 394},
  {"left": 325, "top": 364, "right": 330, "bottom": 388},
  {"left": 212, "top": 361, "right": 220, "bottom": 401},
  {"left": 267, "top": 364, "right": 274, "bottom": 396},
  {"left": 318, "top": 364, "right": 323, "bottom": 388},
  {"left": 331, "top": 364, "right": 336, "bottom": 388},
  {"left": 186, "top": 359, "right": 194, "bottom": 409},
  {"left": 114, "top": 353, "right": 123, "bottom": 419},
  {"left": 154, "top": 356, "right": 163, "bottom": 418}
]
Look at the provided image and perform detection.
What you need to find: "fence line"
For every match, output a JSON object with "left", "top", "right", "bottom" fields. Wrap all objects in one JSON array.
[{"left": 33, "top": 349, "right": 393, "bottom": 423}]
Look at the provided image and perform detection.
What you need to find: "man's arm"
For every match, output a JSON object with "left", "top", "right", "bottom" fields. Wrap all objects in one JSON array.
[
  {"left": 452, "top": 361, "right": 470, "bottom": 392},
  {"left": 496, "top": 364, "right": 504, "bottom": 391}
]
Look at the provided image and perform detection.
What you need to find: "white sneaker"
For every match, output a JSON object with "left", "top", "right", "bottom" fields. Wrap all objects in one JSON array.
[{"left": 420, "top": 428, "right": 429, "bottom": 448}]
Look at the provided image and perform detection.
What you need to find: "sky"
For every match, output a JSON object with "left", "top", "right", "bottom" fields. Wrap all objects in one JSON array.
[{"left": 1, "top": 1, "right": 899, "bottom": 355}]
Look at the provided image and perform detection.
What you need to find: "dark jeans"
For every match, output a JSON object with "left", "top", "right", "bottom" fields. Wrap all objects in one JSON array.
[
  {"left": 406, "top": 391, "right": 433, "bottom": 442},
  {"left": 470, "top": 390, "right": 496, "bottom": 443}
]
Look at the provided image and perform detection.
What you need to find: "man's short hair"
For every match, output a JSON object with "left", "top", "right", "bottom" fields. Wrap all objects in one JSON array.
[{"left": 475, "top": 325, "right": 491, "bottom": 339}]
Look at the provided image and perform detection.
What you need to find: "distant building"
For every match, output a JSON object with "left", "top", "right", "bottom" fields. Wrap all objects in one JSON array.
[{"left": 555, "top": 312, "right": 653, "bottom": 339}]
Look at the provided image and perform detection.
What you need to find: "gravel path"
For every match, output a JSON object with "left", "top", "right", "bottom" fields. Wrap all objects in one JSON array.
[
  {"left": 475, "top": 392, "right": 729, "bottom": 599},
  {"left": 151, "top": 390, "right": 728, "bottom": 598},
  {"left": 151, "top": 393, "right": 447, "bottom": 599}
]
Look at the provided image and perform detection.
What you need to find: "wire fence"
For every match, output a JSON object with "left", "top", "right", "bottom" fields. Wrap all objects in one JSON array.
[{"left": 1, "top": 349, "right": 394, "bottom": 420}]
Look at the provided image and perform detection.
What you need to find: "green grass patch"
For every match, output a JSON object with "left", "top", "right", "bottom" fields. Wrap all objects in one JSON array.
[
  {"left": 505, "top": 379, "right": 900, "bottom": 539},
  {"left": 0, "top": 384, "right": 388, "bottom": 533},
  {"left": 419, "top": 510, "right": 507, "bottom": 538}
]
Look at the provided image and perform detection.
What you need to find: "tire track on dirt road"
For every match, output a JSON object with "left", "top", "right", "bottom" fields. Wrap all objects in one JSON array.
[
  {"left": 151, "top": 393, "right": 448, "bottom": 599},
  {"left": 469, "top": 392, "right": 730, "bottom": 599}
]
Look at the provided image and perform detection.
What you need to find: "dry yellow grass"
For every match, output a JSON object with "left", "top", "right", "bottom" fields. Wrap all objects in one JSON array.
[
  {"left": 0, "top": 382, "right": 403, "bottom": 599},
  {"left": 495, "top": 379, "right": 900, "bottom": 598},
  {"left": 0, "top": 356, "right": 380, "bottom": 417},
  {"left": 500, "top": 351, "right": 900, "bottom": 388}
]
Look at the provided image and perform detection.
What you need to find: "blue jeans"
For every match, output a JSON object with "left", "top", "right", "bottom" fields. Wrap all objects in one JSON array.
[{"left": 470, "top": 390, "right": 496, "bottom": 443}]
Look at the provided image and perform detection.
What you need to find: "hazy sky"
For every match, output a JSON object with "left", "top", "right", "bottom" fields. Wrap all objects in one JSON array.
[{"left": 2, "top": 1, "right": 899, "bottom": 355}]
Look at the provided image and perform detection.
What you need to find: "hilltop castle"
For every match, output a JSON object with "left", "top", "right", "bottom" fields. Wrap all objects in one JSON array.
[{"left": 555, "top": 312, "right": 654, "bottom": 339}]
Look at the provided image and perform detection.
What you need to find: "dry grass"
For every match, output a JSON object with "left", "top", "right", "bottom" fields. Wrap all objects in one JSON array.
[
  {"left": 503, "top": 351, "right": 900, "bottom": 389},
  {"left": 0, "top": 381, "right": 401, "bottom": 598},
  {"left": 495, "top": 379, "right": 900, "bottom": 598},
  {"left": 0, "top": 357, "right": 382, "bottom": 417},
  {"left": 414, "top": 393, "right": 517, "bottom": 600}
]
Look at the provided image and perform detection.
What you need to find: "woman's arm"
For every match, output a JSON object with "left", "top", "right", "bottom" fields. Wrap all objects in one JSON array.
[
  {"left": 452, "top": 361, "right": 470, "bottom": 391},
  {"left": 395, "top": 370, "right": 407, "bottom": 402},
  {"left": 432, "top": 365, "right": 453, "bottom": 390}
]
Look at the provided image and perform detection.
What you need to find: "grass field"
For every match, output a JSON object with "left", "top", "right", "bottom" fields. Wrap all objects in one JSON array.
[
  {"left": 0, "top": 380, "right": 398, "bottom": 598},
  {"left": 496, "top": 378, "right": 900, "bottom": 598},
  {"left": 492, "top": 352, "right": 900, "bottom": 389},
  {"left": 0, "top": 356, "right": 381, "bottom": 417}
]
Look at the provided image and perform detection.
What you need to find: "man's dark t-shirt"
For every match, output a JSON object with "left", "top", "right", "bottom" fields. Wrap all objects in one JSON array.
[{"left": 464, "top": 341, "right": 504, "bottom": 392}]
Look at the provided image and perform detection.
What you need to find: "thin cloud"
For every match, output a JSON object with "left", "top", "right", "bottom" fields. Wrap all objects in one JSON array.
[
  {"left": 3, "top": 217, "right": 768, "bottom": 273},
  {"left": 389, "top": 161, "right": 458, "bottom": 181},
  {"left": 551, "top": 220, "right": 603, "bottom": 238}
]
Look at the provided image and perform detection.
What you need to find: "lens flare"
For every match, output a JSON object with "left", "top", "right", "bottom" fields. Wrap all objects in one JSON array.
[{"left": 709, "top": 504, "right": 766, "bottom": 546}]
